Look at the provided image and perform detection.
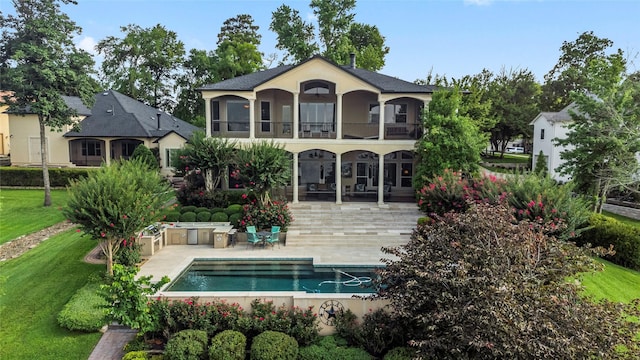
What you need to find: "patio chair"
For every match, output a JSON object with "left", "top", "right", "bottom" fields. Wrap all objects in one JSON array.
[
  {"left": 266, "top": 226, "right": 280, "bottom": 249},
  {"left": 246, "top": 226, "right": 262, "bottom": 249}
]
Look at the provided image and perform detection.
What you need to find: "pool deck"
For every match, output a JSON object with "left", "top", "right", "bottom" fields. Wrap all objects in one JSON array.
[{"left": 137, "top": 202, "right": 422, "bottom": 283}]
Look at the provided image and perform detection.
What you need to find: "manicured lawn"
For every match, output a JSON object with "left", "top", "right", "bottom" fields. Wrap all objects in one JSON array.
[
  {"left": 0, "top": 188, "right": 69, "bottom": 245},
  {"left": 0, "top": 229, "right": 104, "bottom": 360},
  {"left": 581, "top": 258, "right": 640, "bottom": 303},
  {"left": 482, "top": 153, "right": 530, "bottom": 164}
]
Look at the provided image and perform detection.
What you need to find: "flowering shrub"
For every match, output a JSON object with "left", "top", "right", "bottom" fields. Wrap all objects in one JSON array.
[
  {"left": 148, "top": 298, "right": 319, "bottom": 346},
  {"left": 416, "top": 170, "right": 591, "bottom": 240},
  {"left": 417, "top": 169, "right": 506, "bottom": 215},
  {"left": 239, "top": 199, "right": 293, "bottom": 232}
]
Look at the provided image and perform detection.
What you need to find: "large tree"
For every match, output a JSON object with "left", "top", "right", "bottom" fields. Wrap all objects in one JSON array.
[
  {"left": 541, "top": 31, "right": 620, "bottom": 111},
  {"left": 487, "top": 68, "right": 541, "bottom": 157},
  {"left": 270, "top": 0, "right": 389, "bottom": 70},
  {"left": 174, "top": 14, "right": 263, "bottom": 124},
  {"left": 0, "top": 0, "right": 96, "bottom": 207},
  {"left": 64, "top": 159, "right": 173, "bottom": 276},
  {"left": 414, "top": 89, "right": 485, "bottom": 190},
  {"left": 97, "top": 23, "right": 185, "bottom": 111},
  {"left": 374, "top": 204, "right": 640, "bottom": 358},
  {"left": 556, "top": 54, "right": 640, "bottom": 213}
]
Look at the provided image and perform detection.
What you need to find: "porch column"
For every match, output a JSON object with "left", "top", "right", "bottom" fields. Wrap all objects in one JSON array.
[
  {"left": 377, "top": 154, "right": 384, "bottom": 205},
  {"left": 336, "top": 93, "right": 343, "bottom": 139},
  {"left": 249, "top": 98, "right": 256, "bottom": 139},
  {"left": 204, "top": 98, "right": 211, "bottom": 136},
  {"left": 335, "top": 152, "right": 342, "bottom": 204},
  {"left": 292, "top": 152, "right": 299, "bottom": 203},
  {"left": 293, "top": 92, "right": 300, "bottom": 139},
  {"left": 378, "top": 99, "right": 385, "bottom": 140},
  {"left": 104, "top": 140, "right": 112, "bottom": 166}
]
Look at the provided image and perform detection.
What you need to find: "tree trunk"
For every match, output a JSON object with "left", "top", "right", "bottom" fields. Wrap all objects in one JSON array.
[
  {"left": 39, "top": 117, "right": 52, "bottom": 207},
  {"left": 106, "top": 240, "right": 114, "bottom": 277},
  {"left": 205, "top": 169, "right": 214, "bottom": 192}
]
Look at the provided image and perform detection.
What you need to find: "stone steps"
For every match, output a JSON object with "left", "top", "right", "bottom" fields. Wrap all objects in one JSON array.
[{"left": 285, "top": 202, "right": 421, "bottom": 248}]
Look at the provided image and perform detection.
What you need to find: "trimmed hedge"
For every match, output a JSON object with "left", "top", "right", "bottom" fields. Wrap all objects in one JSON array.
[
  {"left": 298, "top": 335, "right": 373, "bottom": 360},
  {"left": 229, "top": 213, "right": 242, "bottom": 228},
  {"left": 225, "top": 204, "right": 243, "bottom": 216},
  {"left": 0, "top": 167, "right": 94, "bottom": 187},
  {"left": 576, "top": 214, "right": 640, "bottom": 270},
  {"left": 164, "top": 211, "right": 181, "bottom": 222},
  {"left": 164, "top": 329, "right": 209, "bottom": 360},
  {"left": 196, "top": 211, "right": 211, "bottom": 222},
  {"left": 195, "top": 207, "right": 210, "bottom": 214},
  {"left": 208, "top": 330, "right": 246, "bottom": 360},
  {"left": 57, "top": 283, "right": 107, "bottom": 332},
  {"left": 122, "top": 351, "right": 148, "bottom": 360},
  {"left": 180, "top": 212, "right": 197, "bottom": 222},
  {"left": 250, "top": 331, "right": 298, "bottom": 360},
  {"left": 210, "top": 212, "right": 229, "bottom": 222},
  {"left": 383, "top": 347, "right": 417, "bottom": 360},
  {"left": 181, "top": 206, "right": 197, "bottom": 214}
]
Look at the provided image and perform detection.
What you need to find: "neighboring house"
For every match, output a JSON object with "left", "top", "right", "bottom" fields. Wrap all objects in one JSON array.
[
  {"left": 0, "top": 91, "right": 13, "bottom": 156},
  {"left": 531, "top": 102, "right": 640, "bottom": 183},
  {"left": 199, "top": 55, "right": 437, "bottom": 204},
  {"left": 7, "top": 90, "right": 201, "bottom": 176},
  {"left": 529, "top": 103, "right": 576, "bottom": 182}
]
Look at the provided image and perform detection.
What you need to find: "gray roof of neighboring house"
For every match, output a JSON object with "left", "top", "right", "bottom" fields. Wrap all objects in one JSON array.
[
  {"left": 64, "top": 90, "right": 202, "bottom": 140},
  {"left": 199, "top": 55, "right": 438, "bottom": 94},
  {"left": 531, "top": 102, "right": 579, "bottom": 125},
  {"left": 4, "top": 95, "right": 92, "bottom": 116}
]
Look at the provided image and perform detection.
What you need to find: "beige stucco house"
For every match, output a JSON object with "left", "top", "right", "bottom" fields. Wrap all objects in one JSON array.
[
  {"left": 200, "top": 55, "right": 437, "bottom": 204},
  {"left": 7, "top": 90, "right": 200, "bottom": 176}
]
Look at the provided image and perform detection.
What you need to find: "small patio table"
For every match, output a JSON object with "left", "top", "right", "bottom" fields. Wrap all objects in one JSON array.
[{"left": 257, "top": 231, "right": 271, "bottom": 248}]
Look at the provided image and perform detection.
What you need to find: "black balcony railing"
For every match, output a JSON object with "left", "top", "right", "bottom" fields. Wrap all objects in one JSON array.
[{"left": 210, "top": 120, "right": 422, "bottom": 140}]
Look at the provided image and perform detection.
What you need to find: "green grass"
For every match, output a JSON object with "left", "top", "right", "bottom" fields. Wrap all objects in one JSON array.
[
  {"left": 0, "top": 188, "right": 69, "bottom": 244},
  {"left": 481, "top": 153, "right": 530, "bottom": 164},
  {"left": 581, "top": 258, "right": 640, "bottom": 303},
  {"left": 602, "top": 210, "right": 640, "bottom": 229},
  {"left": 0, "top": 229, "right": 104, "bottom": 360}
]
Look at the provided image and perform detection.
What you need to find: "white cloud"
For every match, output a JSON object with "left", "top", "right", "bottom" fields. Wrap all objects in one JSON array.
[
  {"left": 76, "top": 36, "right": 98, "bottom": 55},
  {"left": 306, "top": 12, "right": 317, "bottom": 22},
  {"left": 464, "top": 0, "right": 494, "bottom": 5}
]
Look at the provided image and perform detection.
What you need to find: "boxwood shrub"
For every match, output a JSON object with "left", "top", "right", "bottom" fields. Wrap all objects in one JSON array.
[
  {"left": 57, "top": 283, "right": 107, "bottom": 332},
  {"left": 181, "top": 205, "right": 198, "bottom": 214},
  {"left": 196, "top": 211, "right": 211, "bottom": 222},
  {"left": 180, "top": 212, "right": 197, "bottom": 222},
  {"left": 383, "top": 347, "right": 417, "bottom": 360},
  {"left": 250, "top": 331, "right": 298, "bottom": 360},
  {"left": 210, "top": 212, "right": 229, "bottom": 222},
  {"left": 195, "top": 207, "right": 210, "bottom": 213},
  {"left": 576, "top": 214, "right": 640, "bottom": 270},
  {"left": 122, "top": 351, "right": 148, "bottom": 360},
  {"left": 164, "top": 211, "right": 181, "bottom": 222},
  {"left": 229, "top": 213, "right": 242, "bottom": 228},
  {"left": 164, "top": 329, "right": 209, "bottom": 360},
  {"left": 225, "top": 204, "right": 243, "bottom": 216},
  {"left": 208, "top": 330, "right": 246, "bottom": 360}
]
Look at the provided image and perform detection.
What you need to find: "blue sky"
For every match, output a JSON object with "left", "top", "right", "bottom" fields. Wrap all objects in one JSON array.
[{"left": 2, "top": 0, "right": 638, "bottom": 83}]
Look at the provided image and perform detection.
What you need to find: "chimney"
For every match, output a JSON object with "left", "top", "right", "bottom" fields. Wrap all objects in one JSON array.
[
  {"left": 349, "top": 53, "right": 356, "bottom": 69},
  {"left": 156, "top": 112, "right": 162, "bottom": 130}
]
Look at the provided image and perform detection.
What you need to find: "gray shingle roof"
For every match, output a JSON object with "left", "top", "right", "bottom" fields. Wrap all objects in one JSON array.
[
  {"left": 64, "top": 90, "right": 202, "bottom": 139},
  {"left": 199, "top": 55, "right": 437, "bottom": 94},
  {"left": 4, "top": 95, "right": 92, "bottom": 115}
]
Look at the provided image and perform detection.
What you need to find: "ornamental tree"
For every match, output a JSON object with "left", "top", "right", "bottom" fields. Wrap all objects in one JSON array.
[
  {"left": 172, "top": 131, "right": 237, "bottom": 192},
  {"left": 231, "top": 140, "right": 291, "bottom": 207},
  {"left": 374, "top": 204, "right": 640, "bottom": 359},
  {"left": 64, "top": 159, "right": 173, "bottom": 276}
]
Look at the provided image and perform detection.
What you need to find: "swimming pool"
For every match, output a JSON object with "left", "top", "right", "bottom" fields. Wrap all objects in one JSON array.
[{"left": 166, "top": 258, "right": 381, "bottom": 293}]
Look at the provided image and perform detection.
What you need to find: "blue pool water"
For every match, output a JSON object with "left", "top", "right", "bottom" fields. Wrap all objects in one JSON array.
[{"left": 166, "top": 259, "right": 381, "bottom": 293}]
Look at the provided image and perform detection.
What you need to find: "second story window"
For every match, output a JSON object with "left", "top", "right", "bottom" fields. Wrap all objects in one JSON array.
[
  {"left": 369, "top": 104, "right": 408, "bottom": 123},
  {"left": 261, "top": 101, "right": 271, "bottom": 132},
  {"left": 211, "top": 100, "right": 220, "bottom": 132},
  {"left": 540, "top": 128, "right": 545, "bottom": 140},
  {"left": 227, "top": 100, "right": 249, "bottom": 131}
]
